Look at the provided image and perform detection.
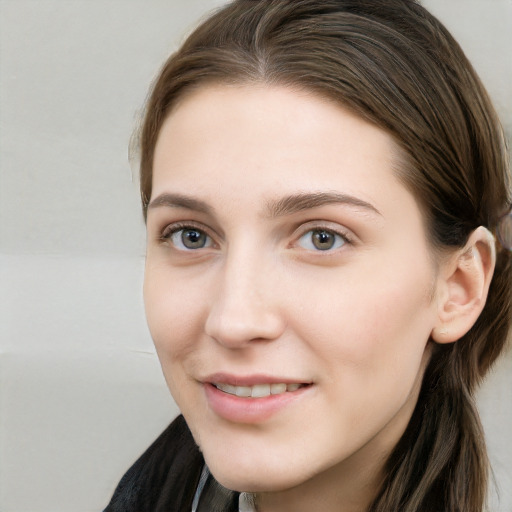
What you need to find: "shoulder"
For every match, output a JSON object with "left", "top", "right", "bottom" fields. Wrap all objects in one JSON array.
[{"left": 103, "top": 414, "right": 204, "bottom": 512}]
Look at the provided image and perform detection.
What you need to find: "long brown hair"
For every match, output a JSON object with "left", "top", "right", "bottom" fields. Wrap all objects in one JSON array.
[{"left": 137, "top": 1, "right": 512, "bottom": 510}]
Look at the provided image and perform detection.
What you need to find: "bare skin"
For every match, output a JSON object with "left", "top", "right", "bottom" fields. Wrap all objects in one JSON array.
[{"left": 144, "top": 84, "right": 495, "bottom": 512}]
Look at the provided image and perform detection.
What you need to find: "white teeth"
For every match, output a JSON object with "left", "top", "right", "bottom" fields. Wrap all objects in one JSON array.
[
  {"left": 270, "top": 383, "right": 287, "bottom": 395},
  {"left": 251, "top": 384, "right": 271, "bottom": 398},
  {"left": 222, "top": 384, "right": 237, "bottom": 395},
  {"left": 215, "top": 382, "right": 304, "bottom": 398},
  {"left": 235, "top": 386, "right": 252, "bottom": 397}
]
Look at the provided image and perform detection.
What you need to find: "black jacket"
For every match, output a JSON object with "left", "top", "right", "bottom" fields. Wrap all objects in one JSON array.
[{"left": 103, "top": 415, "right": 238, "bottom": 512}]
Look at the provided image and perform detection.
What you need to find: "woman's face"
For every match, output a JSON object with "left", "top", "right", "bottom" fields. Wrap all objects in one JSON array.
[{"left": 144, "top": 85, "right": 441, "bottom": 497}]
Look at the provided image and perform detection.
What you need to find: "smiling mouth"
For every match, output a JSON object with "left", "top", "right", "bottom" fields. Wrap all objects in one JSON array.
[{"left": 212, "top": 382, "right": 309, "bottom": 398}]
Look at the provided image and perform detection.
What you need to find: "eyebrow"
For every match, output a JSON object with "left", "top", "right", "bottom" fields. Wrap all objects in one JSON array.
[
  {"left": 147, "top": 191, "right": 381, "bottom": 218},
  {"left": 147, "top": 193, "right": 213, "bottom": 215},
  {"left": 266, "top": 192, "right": 381, "bottom": 218}
]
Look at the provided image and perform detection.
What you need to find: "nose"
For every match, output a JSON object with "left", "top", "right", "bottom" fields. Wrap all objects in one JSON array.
[{"left": 204, "top": 251, "right": 286, "bottom": 349}]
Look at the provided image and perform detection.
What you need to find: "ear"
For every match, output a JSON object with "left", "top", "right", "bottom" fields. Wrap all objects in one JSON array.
[{"left": 431, "top": 227, "right": 496, "bottom": 344}]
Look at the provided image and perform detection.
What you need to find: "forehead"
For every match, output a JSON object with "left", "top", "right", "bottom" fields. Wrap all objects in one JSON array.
[{"left": 151, "top": 84, "right": 416, "bottom": 221}]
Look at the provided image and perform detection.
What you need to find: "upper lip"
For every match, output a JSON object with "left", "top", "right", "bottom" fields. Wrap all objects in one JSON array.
[{"left": 203, "top": 373, "right": 310, "bottom": 386}]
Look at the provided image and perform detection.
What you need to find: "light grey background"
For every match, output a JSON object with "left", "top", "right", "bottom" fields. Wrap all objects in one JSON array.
[{"left": 0, "top": 1, "right": 510, "bottom": 511}]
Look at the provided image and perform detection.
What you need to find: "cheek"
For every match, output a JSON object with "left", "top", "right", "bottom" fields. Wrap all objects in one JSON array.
[
  {"left": 293, "top": 257, "right": 435, "bottom": 379},
  {"left": 143, "top": 266, "right": 208, "bottom": 412},
  {"left": 289, "top": 268, "right": 435, "bottom": 450},
  {"left": 143, "top": 264, "right": 203, "bottom": 362}
]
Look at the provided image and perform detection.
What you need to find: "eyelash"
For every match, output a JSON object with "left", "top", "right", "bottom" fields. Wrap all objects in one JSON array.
[
  {"left": 160, "top": 222, "right": 216, "bottom": 251},
  {"left": 293, "top": 224, "right": 353, "bottom": 253},
  {"left": 159, "top": 222, "right": 354, "bottom": 253}
]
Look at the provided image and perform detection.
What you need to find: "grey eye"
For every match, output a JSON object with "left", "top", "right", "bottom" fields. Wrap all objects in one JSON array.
[
  {"left": 298, "top": 229, "right": 345, "bottom": 251},
  {"left": 171, "top": 228, "right": 212, "bottom": 250}
]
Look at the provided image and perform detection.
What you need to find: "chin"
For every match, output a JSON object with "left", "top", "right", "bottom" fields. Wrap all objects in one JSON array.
[
  {"left": 213, "top": 471, "right": 293, "bottom": 494},
  {"left": 205, "top": 454, "right": 311, "bottom": 493}
]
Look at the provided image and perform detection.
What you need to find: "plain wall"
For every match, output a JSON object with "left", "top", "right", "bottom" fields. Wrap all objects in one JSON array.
[{"left": 0, "top": 1, "right": 510, "bottom": 510}]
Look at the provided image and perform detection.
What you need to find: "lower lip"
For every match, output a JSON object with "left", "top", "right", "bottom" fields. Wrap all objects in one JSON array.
[{"left": 204, "top": 383, "right": 309, "bottom": 424}]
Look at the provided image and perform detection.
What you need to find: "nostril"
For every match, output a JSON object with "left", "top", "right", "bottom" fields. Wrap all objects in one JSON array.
[
  {"left": 204, "top": 266, "right": 286, "bottom": 347},
  {"left": 205, "top": 314, "right": 285, "bottom": 348}
]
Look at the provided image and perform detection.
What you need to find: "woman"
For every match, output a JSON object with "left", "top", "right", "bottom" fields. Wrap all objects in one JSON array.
[{"left": 105, "top": 0, "right": 512, "bottom": 510}]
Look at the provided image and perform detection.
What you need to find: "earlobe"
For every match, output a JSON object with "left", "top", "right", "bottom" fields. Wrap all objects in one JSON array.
[{"left": 431, "top": 227, "right": 496, "bottom": 344}]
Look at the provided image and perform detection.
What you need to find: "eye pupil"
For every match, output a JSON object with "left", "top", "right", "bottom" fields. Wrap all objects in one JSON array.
[
  {"left": 182, "top": 229, "right": 206, "bottom": 249},
  {"left": 312, "top": 230, "right": 335, "bottom": 250}
]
